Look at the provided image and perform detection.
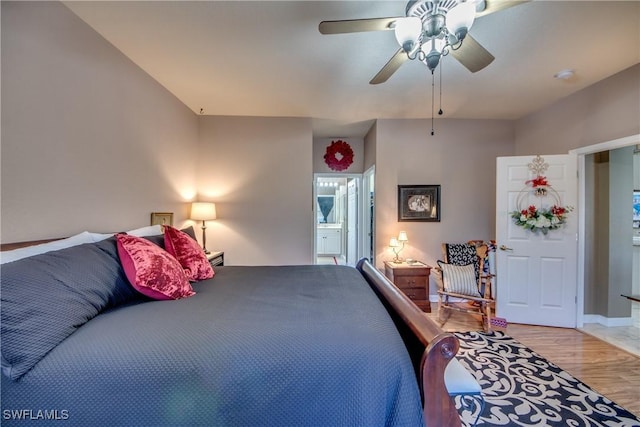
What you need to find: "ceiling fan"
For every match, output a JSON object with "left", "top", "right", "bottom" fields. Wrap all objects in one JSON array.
[{"left": 319, "top": 0, "right": 527, "bottom": 85}]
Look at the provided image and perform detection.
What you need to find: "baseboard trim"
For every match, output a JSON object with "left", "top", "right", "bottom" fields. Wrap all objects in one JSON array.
[{"left": 583, "top": 314, "right": 633, "bottom": 327}]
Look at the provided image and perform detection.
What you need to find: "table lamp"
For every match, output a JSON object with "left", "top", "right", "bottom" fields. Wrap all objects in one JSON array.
[
  {"left": 190, "top": 202, "right": 216, "bottom": 254},
  {"left": 389, "top": 231, "right": 408, "bottom": 262}
]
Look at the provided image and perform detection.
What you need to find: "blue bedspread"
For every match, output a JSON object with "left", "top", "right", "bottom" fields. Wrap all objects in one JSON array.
[{"left": 2, "top": 265, "right": 424, "bottom": 426}]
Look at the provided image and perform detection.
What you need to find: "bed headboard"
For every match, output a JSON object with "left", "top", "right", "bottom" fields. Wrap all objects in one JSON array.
[
  {"left": 0, "top": 238, "right": 61, "bottom": 252},
  {"left": 0, "top": 226, "right": 197, "bottom": 252}
]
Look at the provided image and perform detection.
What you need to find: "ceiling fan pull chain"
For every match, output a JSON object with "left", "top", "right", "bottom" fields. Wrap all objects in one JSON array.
[
  {"left": 438, "top": 57, "right": 444, "bottom": 116},
  {"left": 431, "top": 71, "right": 435, "bottom": 136}
]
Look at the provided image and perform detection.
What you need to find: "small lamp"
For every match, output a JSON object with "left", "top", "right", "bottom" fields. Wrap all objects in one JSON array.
[
  {"left": 389, "top": 231, "right": 408, "bottom": 263},
  {"left": 389, "top": 238, "right": 401, "bottom": 262},
  {"left": 190, "top": 202, "right": 216, "bottom": 254}
]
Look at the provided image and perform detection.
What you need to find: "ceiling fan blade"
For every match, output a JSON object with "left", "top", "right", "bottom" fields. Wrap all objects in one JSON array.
[
  {"left": 319, "top": 17, "right": 402, "bottom": 35},
  {"left": 450, "top": 34, "right": 495, "bottom": 73},
  {"left": 370, "top": 49, "right": 408, "bottom": 85},
  {"left": 475, "top": 0, "right": 529, "bottom": 18}
]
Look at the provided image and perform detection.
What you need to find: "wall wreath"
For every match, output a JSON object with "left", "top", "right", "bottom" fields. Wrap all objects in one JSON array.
[
  {"left": 324, "top": 140, "right": 354, "bottom": 172},
  {"left": 509, "top": 155, "right": 573, "bottom": 235}
]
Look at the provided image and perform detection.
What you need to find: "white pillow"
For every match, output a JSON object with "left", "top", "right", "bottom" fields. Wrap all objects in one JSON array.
[
  {"left": 87, "top": 225, "right": 164, "bottom": 242},
  {"left": 126, "top": 224, "right": 163, "bottom": 237},
  {"left": 1, "top": 225, "right": 164, "bottom": 265},
  {"left": 438, "top": 262, "right": 480, "bottom": 297},
  {"left": 0, "top": 231, "right": 96, "bottom": 264},
  {"left": 89, "top": 232, "right": 112, "bottom": 242}
]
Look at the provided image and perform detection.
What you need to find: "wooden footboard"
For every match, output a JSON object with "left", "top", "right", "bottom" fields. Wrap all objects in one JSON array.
[{"left": 357, "top": 259, "right": 461, "bottom": 427}]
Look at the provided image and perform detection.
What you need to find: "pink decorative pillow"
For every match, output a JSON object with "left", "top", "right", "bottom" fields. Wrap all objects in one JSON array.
[
  {"left": 163, "top": 226, "right": 214, "bottom": 281},
  {"left": 115, "top": 233, "right": 195, "bottom": 300}
]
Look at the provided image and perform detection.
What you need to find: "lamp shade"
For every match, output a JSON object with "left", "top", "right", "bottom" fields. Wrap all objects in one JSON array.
[
  {"left": 446, "top": 1, "right": 476, "bottom": 38},
  {"left": 394, "top": 17, "right": 422, "bottom": 52},
  {"left": 398, "top": 231, "right": 409, "bottom": 242},
  {"left": 389, "top": 237, "right": 400, "bottom": 248},
  {"left": 190, "top": 202, "right": 217, "bottom": 221}
]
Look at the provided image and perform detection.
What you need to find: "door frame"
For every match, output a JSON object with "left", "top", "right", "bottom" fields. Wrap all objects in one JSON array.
[
  {"left": 313, "top": 173, "right": 364, "bottom": 264},
  {"left": 362, "top": 166, "right": 375, "bottom": 262},
  {"left": 570, "top": 133, "right": 640, "bottom": 327}
]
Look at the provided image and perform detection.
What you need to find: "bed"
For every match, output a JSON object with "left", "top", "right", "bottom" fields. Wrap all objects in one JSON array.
[{"left": 1, "top": 230, "right": 460, "bottom": 426}]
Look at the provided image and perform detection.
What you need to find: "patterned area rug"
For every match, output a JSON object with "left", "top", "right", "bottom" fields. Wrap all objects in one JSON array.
[{"left": 453, "top": 331, "right": 640, "bottom": 427}]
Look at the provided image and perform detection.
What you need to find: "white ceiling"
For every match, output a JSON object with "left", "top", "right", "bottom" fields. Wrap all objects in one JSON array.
[{"left": 63, "top": 1, "right": 640, "bottom": 138}]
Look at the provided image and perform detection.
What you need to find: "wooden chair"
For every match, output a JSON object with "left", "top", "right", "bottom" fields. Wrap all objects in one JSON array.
[{"left": 434, "top": 242, "right": 494, "bottom": 331}]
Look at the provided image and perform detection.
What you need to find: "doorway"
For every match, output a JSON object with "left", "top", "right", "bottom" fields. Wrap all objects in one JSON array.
[
  {"left": 363, "top": 166, "right": 375, "bottom": 262},
  {"left": 494, "top": 134, "right": 640, "bottom": 342},
  {"left": 313, "top": 174, "right": 364, "bottom": 266},
  {"left": 571, "top": 137, "right": 640, "bottom": 356}
]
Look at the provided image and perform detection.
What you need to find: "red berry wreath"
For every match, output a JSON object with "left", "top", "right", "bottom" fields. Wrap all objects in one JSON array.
[{"left": 324, "top": 140, "right": 354, "bottom": 171}]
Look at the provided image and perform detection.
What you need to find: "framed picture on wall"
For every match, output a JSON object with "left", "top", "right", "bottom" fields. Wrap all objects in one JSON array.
[
  {"left": 150, "top": 212, "right": 173, "bottom": 227},
  {"left": 398, "top": 185, "right": 441, "bottom": 222}
]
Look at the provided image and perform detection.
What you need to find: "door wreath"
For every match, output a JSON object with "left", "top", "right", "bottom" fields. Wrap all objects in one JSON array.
[
  {"left": 324, "top": 140, "right": 354, "bottom": 172},
  {"left": 509, "top": 155, "right": 573, "bottom": 235}
]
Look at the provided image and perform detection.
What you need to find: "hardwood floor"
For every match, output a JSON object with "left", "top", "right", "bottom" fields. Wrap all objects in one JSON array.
[
  {"left": 576, "top": 304, "right": 640, "bottom": 356},
  {"left": 426, "top": 304, "right": 640, "bottom": 417}
]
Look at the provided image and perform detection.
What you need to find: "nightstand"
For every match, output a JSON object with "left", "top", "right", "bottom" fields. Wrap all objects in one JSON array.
[
  {"left": 206, "top": 251, "right": 224, "bottom": 267},
  {"left": 384, "top": 261, "right": 432, "bottom": 313}
]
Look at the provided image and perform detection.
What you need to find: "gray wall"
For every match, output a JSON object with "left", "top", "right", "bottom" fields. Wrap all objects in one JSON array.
[
  {"left": 1, "top": 1, "right": 199, "bottom": 241},
  {"left": 197, "top": 116, "right": 313, "bottom": 265},
  {"left": 363, "top": 122, "right": 377, "bottom": 172},
  {"left": 584, "top": 153, "right": 610, "bottom": 315},
  {"left": 514, "top": 64, "right": 640, "bottom": 155},
  {"left": 608, "top": 146, "right": 634, "bottom": 317},
  {"left": 372, "top": 118, "right": 514, "bottom": 293}
]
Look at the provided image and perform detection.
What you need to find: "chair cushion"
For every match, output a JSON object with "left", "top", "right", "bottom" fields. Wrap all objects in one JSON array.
[
  {"left": 444, "top": 243, "right": 480, "bottom": 279},
  {"left": 437, "top": 261, "right": 480, "bottom": 297}
]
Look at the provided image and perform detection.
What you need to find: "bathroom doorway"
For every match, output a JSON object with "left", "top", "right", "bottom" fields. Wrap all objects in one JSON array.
[{"left": 313, "top": 174, "right": 364, "bottom": 266}]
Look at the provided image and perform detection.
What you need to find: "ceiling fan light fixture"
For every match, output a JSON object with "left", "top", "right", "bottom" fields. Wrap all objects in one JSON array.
[
  {"left": 395, "top": 0, "right": 478, "bottom": 69},
  {"left": 318, "top": 0, "right": 527, "bottom": 132},
  {"left": 394, "top": 17, "right": 422, "bottom": 53},
  {"left": 422, "top": 36, "right": 446, "bottom": 54},
  {"left": 474, "top": 0, "right": 487, "bottom": 13},
  {"left": 424, "top": 13, "right": 446, "bottom": 38},
  {"left": 446, "top": 0, "right": 476, "bottom": 40},
  {"left": 421, "top": 37, "right": 445, "bottom": 70},
  {"left": 423, "top": 50, "right": 442, "bottom": 72}
]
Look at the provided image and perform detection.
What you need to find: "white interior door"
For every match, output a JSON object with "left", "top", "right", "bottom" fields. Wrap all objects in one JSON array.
[
  {"left": 346, "top": 179, "right": 358, "bottom": 266},
  {"left": 496, "top": 154, "right": 578, "bottom": 327}
]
